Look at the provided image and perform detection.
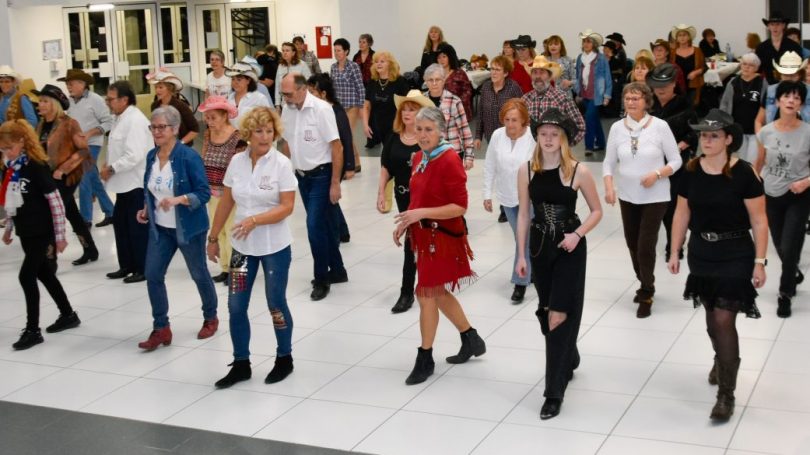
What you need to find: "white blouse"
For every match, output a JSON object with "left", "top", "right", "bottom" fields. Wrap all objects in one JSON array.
[
  {"left": 228, "top": 90, "right": 271, "bottom": 128},
  {"left": 147, "top": 159, "right": 176, "bottom": 228},
  {"left": 223, "top": 148, "right": 298, "bottom": 256},
  {"left": 483, "top": 126, "right": 536, "bottom": 207},
  {"left": 603, "top": 115, "right": 682, "bottom": 204}
]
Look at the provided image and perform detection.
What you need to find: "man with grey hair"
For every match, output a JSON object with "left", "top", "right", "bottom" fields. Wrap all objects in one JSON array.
[
  {"left": 521, "top": 57, "right": 585, "bottom": 145},
  {"left": 279, "top": 72, "right": 346, "bottom": 301}
]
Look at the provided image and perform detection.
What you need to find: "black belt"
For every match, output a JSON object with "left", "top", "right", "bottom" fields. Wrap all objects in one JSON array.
[
  {"left": 700, "top": 230, "right": 748, "bottom": 242},
  {"left": 419, "top": 219, "right": 464, "bottom": 238},
  {"left": 396, "top": 184, "right": 409, "bottom": 194},
  {"left": 295, "top": 164, "right": 329, "bottom": 177}
]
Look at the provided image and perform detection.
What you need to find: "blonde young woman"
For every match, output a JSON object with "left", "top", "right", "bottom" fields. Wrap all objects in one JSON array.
[{"left": 419, "top": 25, "right": 446, "bottom": 82}]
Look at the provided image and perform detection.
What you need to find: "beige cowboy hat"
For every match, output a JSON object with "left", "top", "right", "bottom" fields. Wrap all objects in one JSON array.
[
  {"left": 394, "top": 89, "right": 434, "bottom": 110},
  {"left": 578, "top": 29, "right": 603, "bottom": 47},
  {"left": 224, "top": 62, "right": 259, "bottom": 82},
  {"left": 773, "top": 51, "right": 808, "bottom": 75},
  {"left": 0, "top": 65, "right": 21, "bottom": 82},
  {"left": 529, "top": 55, "right": 562, "bottom": 79},
  {"left": 146, "top": 68, "right": 184, "bottom": 90},
  {"left": 671, "top": 24, "right": 697, "bottom": 41}
]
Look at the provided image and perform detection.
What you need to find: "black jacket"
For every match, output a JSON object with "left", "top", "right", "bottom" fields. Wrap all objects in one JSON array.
[{"left": 651, "top": 94, "right": 698, "bottom": 171}]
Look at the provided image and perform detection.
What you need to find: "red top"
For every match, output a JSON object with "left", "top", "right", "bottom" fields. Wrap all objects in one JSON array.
[
  {"left": 510, "top": 62, "right": 533, "bottom": 94},
  {"left": 445, "top": 69, "right": 474, "bottom": 121}
]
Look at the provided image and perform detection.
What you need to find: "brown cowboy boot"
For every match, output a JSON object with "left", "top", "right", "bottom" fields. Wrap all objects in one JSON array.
[{"left": 710, "top": 357, "right": 740, "bottom": 421}]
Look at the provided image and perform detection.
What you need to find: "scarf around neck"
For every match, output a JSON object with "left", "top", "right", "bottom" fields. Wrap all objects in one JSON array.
[{"left": 580, "top": 52, "right": 597, "bottom": 90}]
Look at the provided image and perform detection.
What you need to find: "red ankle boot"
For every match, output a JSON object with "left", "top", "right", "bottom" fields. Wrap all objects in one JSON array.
[
  {"left": 138, "top": 326, "right": 172, "bottom": 351},
  {"left": 197, "top": 318, "right": 219, "bottom": 339}
]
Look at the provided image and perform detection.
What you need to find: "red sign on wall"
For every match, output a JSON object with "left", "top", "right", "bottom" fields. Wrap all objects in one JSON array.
[{"left": 315, "top": 26, "right": 332, "bottom": 59}]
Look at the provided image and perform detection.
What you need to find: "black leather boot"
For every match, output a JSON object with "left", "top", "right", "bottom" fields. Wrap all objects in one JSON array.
[
  {"left": 265, "top": 355, "right": 294, "bottom": 384},
  {"left": 405, "top": 347, "right": 435, "bottom": 385},
  {"left": 391, "top": 292, "right": 414, "bottom": 313},
  {"left": 72, "top": 236, "right": 99, "bottom": 266},
  {"left": 708, "top": 356, "right": 718, "bottom": 385},
  {"left": 510, "top": 285, "right": 526, "bottom": 303},
  {"left": 710, "top": 358, "right": 740, "bottom": 421},
  {"left": 446, "top": 327, "right": 486, "bottom": 364},
  {"left": 540, "top": 397, "right": 562, "bottom": 420},
  {"left": 215, "top": 360, "right": 252, "bottom": 389},
  {"left": 777, "top": 295, "right": 792, "bottom": 318}
]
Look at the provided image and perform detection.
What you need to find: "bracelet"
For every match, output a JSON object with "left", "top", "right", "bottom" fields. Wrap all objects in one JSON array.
[
  {"left": 251, "top": 215, "right": 258, "bottom": 226},
  {"left": 183, "top": 194, "right": 190, "bottom": 205},
  {"left": 573, "top": 231, "right": 582, "bottom": 239},
  {"left": 655, "top": 169, "right": 662, "bottom": 179},
  {"left": 207, "top": 236, "right": 218, "bottom": 243}
]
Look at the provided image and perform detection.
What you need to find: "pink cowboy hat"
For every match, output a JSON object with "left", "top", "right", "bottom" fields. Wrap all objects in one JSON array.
[{"left": 198, "top": 95, "right": 237, "bottom": 119}]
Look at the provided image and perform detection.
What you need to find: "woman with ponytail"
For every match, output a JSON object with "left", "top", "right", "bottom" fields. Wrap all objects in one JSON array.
[
  {"left": 667, "top": 108, "right": 768, "bottom": 422},
  {"left": 1, "top": 119, "right": 80, "bottom": 351}
]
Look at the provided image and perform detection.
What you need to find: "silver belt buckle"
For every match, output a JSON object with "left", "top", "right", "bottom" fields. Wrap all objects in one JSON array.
[
  {"left": 701, "top": 232, "right": 719, "bottom": 242},
  {"left": 396, "top": 185, "right": 409, "bottom": 194},
  {"left": 295, "top": 169, "right": 305, "bottom": 177}
]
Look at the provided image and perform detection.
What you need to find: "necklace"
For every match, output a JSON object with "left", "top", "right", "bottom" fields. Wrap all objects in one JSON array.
[
  {"left": 378, "top": 79, "right": 389, "bottom": 90},
  {"left": 401, "top": 131, "right": 416, "bottom": 142},
  {"left": 623, "top": 115, "right": 653, "bottom": 157}
]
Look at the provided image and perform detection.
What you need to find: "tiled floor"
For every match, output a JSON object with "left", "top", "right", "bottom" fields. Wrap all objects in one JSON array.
[{"left": 1, "top": 148, "right": 809, "bottom": 455}]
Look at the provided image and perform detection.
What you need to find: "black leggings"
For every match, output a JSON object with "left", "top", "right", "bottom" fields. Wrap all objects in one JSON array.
[
  {"left": 395, "top": 190, "right": 416, "bottom": 294},
  {"left": 56, "top": 179, "right": 95, "bottom": 250},
  {"left": 19, "top": 235, "right": 74, "bottom": 329}
]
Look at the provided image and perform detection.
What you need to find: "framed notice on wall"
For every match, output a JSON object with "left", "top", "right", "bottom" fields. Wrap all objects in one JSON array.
[{"left": 42, "top": 39, "right": 63, "bottom": 60}]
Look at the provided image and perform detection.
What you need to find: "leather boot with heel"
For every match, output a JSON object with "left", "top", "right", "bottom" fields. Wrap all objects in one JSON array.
[
  {"left": 137, "top": 326, "right": 172, "bottom": 351},
  {"left": 710, "top": 357, "right": 740, "bottom": 421},
  {"left": 405, "top": 347, "right": 435, "bottom": 385},
  {"left": 265, "top": 355, "right": 294, "bottom": 384},
  {"left": 215, "top": 360, "right": 252, "bottom": 388},
  {"left": 446, "top": 327, "right": 486, "bottom": 364}
]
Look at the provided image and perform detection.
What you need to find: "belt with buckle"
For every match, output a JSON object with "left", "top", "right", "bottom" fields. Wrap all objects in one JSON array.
[
  {"left": 700, "top": 230, "right": 748, "bottom": 242},
  {"left": 295, "top": 164, "right": 329, "bottom": 177},
  {"left": 396, "top": 184, "right": 409, "bottom": 194}
]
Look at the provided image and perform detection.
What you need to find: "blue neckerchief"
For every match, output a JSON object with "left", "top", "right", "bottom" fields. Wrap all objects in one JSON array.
[{"left": 416, "top": 141, "right": 453, "bottom": 173}]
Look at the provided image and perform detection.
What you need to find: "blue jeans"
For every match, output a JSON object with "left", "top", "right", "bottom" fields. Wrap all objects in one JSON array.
[
  {"left": 79, "top": 145, "right": 114, "bottom": 222},
  {"left": 503, "top": 205, "right": 531, "bottom": 286},
  {"left": 296, "top": 166, "right": 345, "bottom": 282},
  {"left": 145, "top": 227, "right": 218, "bottom": 328},
  {"left": 583, "top": 99, "right": 605, "bottom": 150},
  {"left": 228, "top": 246, "right": 293, "bottom": 360}
]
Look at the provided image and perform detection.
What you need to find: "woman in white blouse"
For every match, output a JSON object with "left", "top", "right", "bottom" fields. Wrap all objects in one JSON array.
[
  {"left": 225, "top": 63, "right": 271, "bottom": 128},
  {"left": 274, "top": 42, "right": 311, "bottom": 108},
  {"left": 207, "top": 106, "right": 298, "bottom": 389},
  {"left": 483, "top": 98, "right": 536, "bottom": 303},
  {"left": 603, "top": 82, "right": 682, "bottom": 318}
]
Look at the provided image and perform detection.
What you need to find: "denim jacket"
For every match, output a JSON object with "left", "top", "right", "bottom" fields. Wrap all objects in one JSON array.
[
  {"left": 763, "top": 82, "right": 810, "bottom": 124},
  {"left": 143, "top": 141, "right": 211, "bottom": 245},
  {"left": 574, "top": 53, "right": 613, "bottom": 105}
]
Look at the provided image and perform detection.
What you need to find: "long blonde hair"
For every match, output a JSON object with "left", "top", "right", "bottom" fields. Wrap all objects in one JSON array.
[
  {"left": 531, "top": 126, "right": 576, "bottom": 182},
  {"left": 0, "top": 119, "right": 49, "bottom": 164},
  {"left": 423, "top": 26, "right": 445, "bottom": 52}
]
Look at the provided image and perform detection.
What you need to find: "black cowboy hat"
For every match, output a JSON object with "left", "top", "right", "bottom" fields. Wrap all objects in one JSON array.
[
  {"left": 763, "top": 11, "right": 791, "bottom": 26},
  {"left": 531, "top": 108, "right": 579, "bottom": 142},
  {"left": 606, "top": 32, "right": 626, "bottom": 45},
  {"left": 603, "top": 41, "right": 618, "bottom": 53},
  {"left": 689, "top": 108, "right": 743, "bottom": 152},
  {"left": 510, "top": 35, "right": 536, "bottom": 49},
  {"left": 56, "top": 68, "right": 95, "bottom": 85},
  {"left": 31, "top": 84, "right": 70, "bottom": 110},
  {"left": 646, "top": 63, "right": 678, "bottom": 88}
]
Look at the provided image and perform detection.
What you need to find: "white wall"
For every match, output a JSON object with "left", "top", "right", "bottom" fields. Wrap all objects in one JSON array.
[
  {"left": 276, "top": 0, "right": 341, "bottom": 68},
  {"left": 340, "top": 0, "right": 768, "bottom": 71},
  {"left": 0, "top": 1, "right": 12, "bottom": 65},
  {"left": 8, "top": 6, "right": 68, "bottom": 88}
]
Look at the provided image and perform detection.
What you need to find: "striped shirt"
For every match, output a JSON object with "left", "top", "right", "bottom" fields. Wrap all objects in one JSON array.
[{"left": 331, "top": 61, "right": 366, "bottom": 108}]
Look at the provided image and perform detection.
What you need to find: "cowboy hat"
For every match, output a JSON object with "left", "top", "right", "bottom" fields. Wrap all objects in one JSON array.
[
  {"left": 773, "top": 51, "right": 808, "bottom": 75},
  {"left": 510, "top": 35, "right": 536, "bottom": 49},
  {"left": 689, "top": 108, "right": 743, "bottom": 152},
  {"left": 146, "top": 68, "right": 184, "bottom": 90},
  {"left": 763, "top": 12, "right": 791, "bottom": 26},
  {"left": 225, "top": 62, "right": 259, "bottom": 82},
  {"left": 57, "top": 68, "right": 94, "bottom": 85},
  {"left": 646, "top": 63, "right": 678, "bottom": 88},
  {"left": 606, "top": 32, "right": 626, "bottom": 45},
  {"left": 529, "top": 55, "right": 562, "bottom": 79},
  {"left": 240, "top": 56, "right": 263, "bottom": 78},
  {"left": 0, "top": 65, "right": 20, "bottom": 82},
  {"left": 649, "top": 39, "right": 671, "bottom": 53},
  {"left": 532, "top": 107, "right": 579, "bottom": 142},
  {"left": 31, "top": 84, "right": 70, "bottom": 110},
  {"left": 198, "top": 95, "right": 238, "bottom": 119},
  {"left": 671, "top": 24, "right": 697, "bottom": 41},
  {"left": 578, "top": 29, "right": 603, "bottom": 47},
  {"left": 394, "top": 89, "right": 434, "bottom": 110}
]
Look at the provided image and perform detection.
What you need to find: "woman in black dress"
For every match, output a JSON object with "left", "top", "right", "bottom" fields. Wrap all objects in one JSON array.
[
  {"left": 515, "top": 108, "right": 603, "bottom": 420},
  {"left": 377, "top": 90, "right": 429, "bottom": 313},
  {"left": 668, "top": 109, "right": 768, "bottom": 421},
  {"left": 362, "top": 51, "right": 410, "bottom": 148}
]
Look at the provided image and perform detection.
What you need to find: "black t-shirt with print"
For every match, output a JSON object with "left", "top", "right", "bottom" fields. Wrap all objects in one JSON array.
[{"left": 12, "top": 160, "right": 56, "bottom": 239}]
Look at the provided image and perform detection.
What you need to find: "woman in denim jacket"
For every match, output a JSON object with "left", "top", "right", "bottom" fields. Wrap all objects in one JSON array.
[
  {"left": 136, "top": 105, "right": 218, "bottom": 351},
  {"left": 574, "top": 30, "right": 612, "bottom": 154}
]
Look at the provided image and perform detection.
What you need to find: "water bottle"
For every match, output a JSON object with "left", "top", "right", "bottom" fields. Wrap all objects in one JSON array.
[{"left": 725, "top": 43, "right": 734, "bottom": 62}]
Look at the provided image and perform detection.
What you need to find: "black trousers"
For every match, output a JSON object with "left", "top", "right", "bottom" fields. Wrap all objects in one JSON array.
[
  {"left": 113, "top": 188, "right": 148, "bottom": 274},
  {"left": 56, "top": 179, "right": 96, "bottom": 250},
  {"left": 766, "top": 191, "right": 810, "bottom": 297},
  {"left": 619, "top": 200, "right": 668, "bottom": 298},
  {"left": 395, "top": 188, "right": 416, "bottom": 294},
  {"left": 19, "top": 235, "right": 73, "bottom": 329}
]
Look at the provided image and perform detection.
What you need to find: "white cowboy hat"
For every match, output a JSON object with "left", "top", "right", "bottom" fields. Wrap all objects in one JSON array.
[
  {"left": 671, "top": 24, "right": 697, "bottom": 41},
  {"left": 225, "top": 62, "right": 259, "bottom": 82},
  {"left": 146, "top": 68, "right": 184, "bottom": 91},
  {"left": 773, "top": 51, "right": 808, "bottom": 75},
  {"left": 0, "top": 65, "right": 21, "bottom": 82},
  {"left": 578, "top": 29, "right": 603, "bottom": 47}
]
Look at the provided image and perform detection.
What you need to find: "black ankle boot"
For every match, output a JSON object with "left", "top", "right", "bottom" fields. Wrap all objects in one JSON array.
[
  {"left": 406, "top": 347, "right": 435, "bottom": 385},
  {"left": 265, "top": 355, "right": 294, "bottom": 384},
  {"left": 540, "top": 397, "right": 563, "bottom": 420},
  {"left": 777, "top": 295, "right": 792, "bottom": 318},
  {"left": 72, "top": 244, "right": 99, "bottom": 266},
  {"left": 391, "top": 292, "right": 414, "bottom": 314},
  {"left": 710, "top": 358, "right": 740, "bottom": 421},
  {"left": 446, "top": 327, "right": 486, "bottom": 364},
  {"left": 46, "top": 311, "right": 81, "bottom": 333},
  {"left": 215, "top": 360, "right": 252, "bottom": 389},
  {"left": 12, "top": 328, "right": 44, "bottom": 350},
  {"left": 511, "top": 285, "right": 526, "bottom": 303}
]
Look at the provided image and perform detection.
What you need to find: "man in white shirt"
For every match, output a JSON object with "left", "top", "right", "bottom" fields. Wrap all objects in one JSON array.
[
  {"left": 280, "top": 73, "right": 346, "bottom": 301},
  {"left": 100, "top": 81, "right": 152, "bottom": 283}
]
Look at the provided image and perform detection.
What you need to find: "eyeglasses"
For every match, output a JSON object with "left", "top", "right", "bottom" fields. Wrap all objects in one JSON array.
[
  {"left": 148, "top": 124, "right": 171, "bottom": 132},
  {"left": 624, "top": 96, "right": 643, "bottom": 103},
  {"left": 280, "top": 91, "right": 295, "bottom": 98},
  {"left": 425, "top": 78, "right": 443, "bottom": 84}
]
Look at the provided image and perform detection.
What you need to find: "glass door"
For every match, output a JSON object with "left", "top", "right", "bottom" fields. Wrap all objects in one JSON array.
[
  {"left": 158, "top": 3, "right": 192, "bottom": 100},
  {"left": 195, "top": 3, "right": 228, "bottom": 73},
  {"left": 63, "top": 8, "right": 114, "bottom": 96},
  {"left": 226, "top": 2, "right": 274, "bottom": 63},
  {"left": 112, "top": 5, "right": 158, "bottom": 96}
]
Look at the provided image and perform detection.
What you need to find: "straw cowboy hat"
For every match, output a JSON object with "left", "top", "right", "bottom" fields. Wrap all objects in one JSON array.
[
  {"left": 224, "top": 62, "right": 259, "bottom": 82},
  {"left": 578, "top": 29, "right": 603, "bottom": 47},
  {"left": 0, "top": 65, "right": 21, "bottom": 82},
  {"left": 671, "top": 24, "right": 697, "bottom": 41},
  {"left": 773, "top": 51, "right": 808, "bottom": 75},
  {"left": 394, "top": 89, "right": 434, "bottom": 110},
  {"left": 146, "top": 68, "right": 184, "bottom": 90},
  {"left": 529, "top": 55, "right": 562, "bottom": 79},
  {"left": 57, "top": 68, "right": 95, "bottom": 85}
]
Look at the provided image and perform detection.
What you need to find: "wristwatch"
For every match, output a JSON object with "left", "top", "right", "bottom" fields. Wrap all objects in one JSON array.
[{"left": 754, "top": 258, "right": 768, "bottom": 266}]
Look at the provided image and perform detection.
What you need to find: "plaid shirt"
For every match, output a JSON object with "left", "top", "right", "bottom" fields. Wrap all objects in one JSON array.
[
  {"left": 331, "top": 61, "right": 366, "bottom": 108},
  {"left": 522, "top": 86, "right": 586, "bottom": 145},
  {"left": 44, "top": 190, "right": 67, "bottom": 242},
  {"left": 476, "top": 78, "right": 525, "bottom": 142},
  {"left": 430, "top": 90, "right": 474, "bottom": 159}
]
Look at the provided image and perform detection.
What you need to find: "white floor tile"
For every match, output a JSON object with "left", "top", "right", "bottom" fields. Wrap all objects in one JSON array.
[
  {"left": 404, "top": 375, "right": 532, "bottom": 421},
  {"left": 0, "top": 331, "right": 120, "bottom": 368},
  {"left": 505, "top": 387, "right": 633, "bottom": 434},
  {"left": 254, "top": 399, "right": 394, "bottom": 450},
  {"left": 146, "top": 348, "right": 269, "bottom": 386},
  {"left": 749, "top": 371, "right": 810, "bottom": 413},
  {"left": 484, "top": 318, "right": 544, "bottom": 351},
  {"left": 82, "top": 377, "right": 211, "bottom": 422},
  {"left": 321, "top": 306, "right": 418, "bottom": 337},
  {"left": 0, "top": 359, "right": 60, "bottom": 398},
  {"left": 4, "top": 368, "right": 133, "bottom": 410},
  {"left": 640, "top": 362, "right": 758, "bottom": 404},
  {"left": 578, "top": 326, "right": 679, "bottom": 361},
  {"left": 312, "top": 365, "right": 431, "bottom": 408},
  {"left": 471, "top": 422, "right": 605, "bottom": 455},
  {"left": 763, "top": 340, "right": 810, "bottom": 376},
  {"left": 444, "top": 345, "right": 544, "bottom": 385},
  {"left": 232, "top": 358, "right": 349, "bottom": 398},
  {"left": 567, "top": 355, "right": 658, "bottom": 395},
  {"left": 290, "top": 330, "right": 390, "bottom": 365},
  {"left": 664, "top": 333, "right": 774, "bottom": 371},
  {"left": 730, "top": 407, "right": 810, "bottom": 454},
  {"left": 72, "top": 340, "right": 192, "bottom": 377},
  {"left": 598, "top": 436, "right": 725, "bottom": 455},
  {"left": 357, "top": 337, "right": 455, "bottom": 375}
]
